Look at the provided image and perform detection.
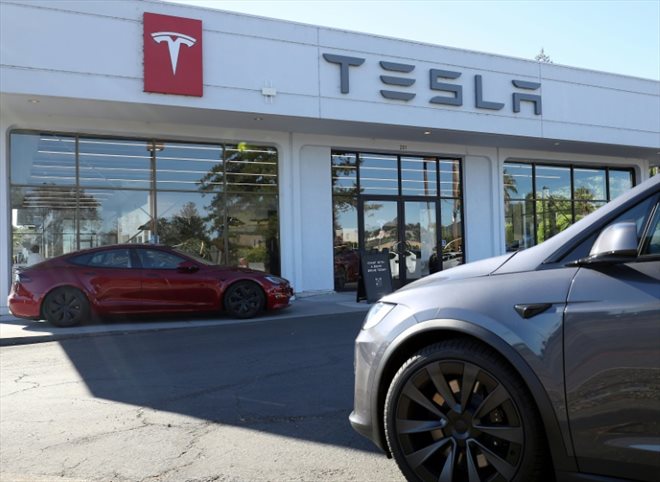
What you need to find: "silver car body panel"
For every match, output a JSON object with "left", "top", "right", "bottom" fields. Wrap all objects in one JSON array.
[
  {"left": 353, "top": 265, "right": 580, "bottom": 470},
  {"left": 565, "top": 261, "right": 660, "bottom": 481},
  {"left": 351, "top": 175, "right": 659, "bottom": 479}
]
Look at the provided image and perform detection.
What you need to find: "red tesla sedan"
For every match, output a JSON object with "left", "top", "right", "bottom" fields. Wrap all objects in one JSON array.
[{"left": 8, "top": 244, "right": 294, "bottom": 327}]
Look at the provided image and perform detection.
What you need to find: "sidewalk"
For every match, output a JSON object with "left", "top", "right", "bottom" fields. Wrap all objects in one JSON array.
[{"left": 0, "top": 292, "right": 370, "bottom": 346}]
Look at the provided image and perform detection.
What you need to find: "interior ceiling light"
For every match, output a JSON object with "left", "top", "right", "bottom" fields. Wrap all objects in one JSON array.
[
  {"left": 28, "top": 99, "right": 39, "bottom": 104},
  {"left": 423, "top": 131, "right": 431, "bottom": 135},
  {"left": 254, "top": 116, "right": 263, "bottom": 121}
]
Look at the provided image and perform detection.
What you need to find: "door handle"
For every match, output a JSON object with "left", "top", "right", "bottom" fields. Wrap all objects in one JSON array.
[{"left": 514, "top": 303, "right": 552, "bottom": 319}]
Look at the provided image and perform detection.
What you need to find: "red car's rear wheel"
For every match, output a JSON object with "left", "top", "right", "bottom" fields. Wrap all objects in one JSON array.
[{"left": 43, "top": 287, "right": 90, "bottom": 327}]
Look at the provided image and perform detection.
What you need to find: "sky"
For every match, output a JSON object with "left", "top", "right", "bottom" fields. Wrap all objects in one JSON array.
[{"left": 165, "top": 0, "right": 660, "bottom": 81}]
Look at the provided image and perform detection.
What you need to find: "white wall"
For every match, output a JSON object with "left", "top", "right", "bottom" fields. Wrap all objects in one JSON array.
[
  {"left": 1, "top": 0, "right": 658, "bottom": 150},
  {"left": 463, "top": 150, "right": 501, "bottom": 259},
  {"left": 0, "top": 118, "right": 11, "bottom": 315},
  {"left": 296, "top": 144, "right": 334, "bottom": 293}
]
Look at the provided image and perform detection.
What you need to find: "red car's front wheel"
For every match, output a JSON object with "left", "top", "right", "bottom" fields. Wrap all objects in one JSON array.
[{"left": 223, "top": 281, "right": 265, "bottom": 319}]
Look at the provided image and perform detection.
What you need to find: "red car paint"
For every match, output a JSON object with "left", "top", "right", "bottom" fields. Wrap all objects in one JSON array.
[{"left": 8, "top": 244, "right": 293, "bottom": 321}]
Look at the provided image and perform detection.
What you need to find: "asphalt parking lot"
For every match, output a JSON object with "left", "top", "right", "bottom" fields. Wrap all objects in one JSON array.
[{"left": 1, "top": 293, "right": 407, "bottom": 481}]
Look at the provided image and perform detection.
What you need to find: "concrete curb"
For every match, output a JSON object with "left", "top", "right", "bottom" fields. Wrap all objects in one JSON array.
[{"left": 1, "top": 294, "right": 371, "bottom": 347}]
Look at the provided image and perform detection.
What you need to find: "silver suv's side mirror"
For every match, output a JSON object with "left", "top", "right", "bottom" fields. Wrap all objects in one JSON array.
[
  {"left": 590, "top": 221, "right": 639, "bottom": 257},
  {"left": 572, "top": 221, "right": 638, "bottom": 267}
]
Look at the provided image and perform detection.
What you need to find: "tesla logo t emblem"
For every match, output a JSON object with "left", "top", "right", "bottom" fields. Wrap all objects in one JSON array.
[
  {"left": 150, "top": 32, "right": 197, "bottom": 75},
  {"left": 143, "top": 13, "right": 203, "bottom": 97}
]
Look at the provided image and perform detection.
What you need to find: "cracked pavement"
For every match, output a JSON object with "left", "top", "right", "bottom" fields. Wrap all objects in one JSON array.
[{"left": 0, "top": 312, "right": 402, "bottom": 481}]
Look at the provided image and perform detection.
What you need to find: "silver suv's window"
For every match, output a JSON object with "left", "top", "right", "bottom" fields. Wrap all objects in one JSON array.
[{"left": 641, "top": 204, "right": 660, "bottom": 256}]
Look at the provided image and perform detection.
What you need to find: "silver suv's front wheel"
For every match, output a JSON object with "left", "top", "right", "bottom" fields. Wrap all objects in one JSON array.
[{"left": 384, "top": 339, "right": 547, "bottom": 482}]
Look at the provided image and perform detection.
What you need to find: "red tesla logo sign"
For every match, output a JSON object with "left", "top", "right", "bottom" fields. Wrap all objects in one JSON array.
[{"left": 143, "top": 12, "right": 203, "bottom": 97}]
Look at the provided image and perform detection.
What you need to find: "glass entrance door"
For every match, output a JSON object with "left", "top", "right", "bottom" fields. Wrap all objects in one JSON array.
[{"left": 360, "top": 198, "right": 438, "bottom": 289}]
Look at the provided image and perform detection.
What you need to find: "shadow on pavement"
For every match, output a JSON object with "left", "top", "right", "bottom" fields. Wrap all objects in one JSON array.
[{"left": 55, "top": 311, "right": 383, "bottom": 454}]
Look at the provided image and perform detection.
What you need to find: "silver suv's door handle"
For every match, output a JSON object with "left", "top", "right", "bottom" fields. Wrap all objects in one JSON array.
[{"left": 514, "top": 303, "right": 552, "bottom": 319}]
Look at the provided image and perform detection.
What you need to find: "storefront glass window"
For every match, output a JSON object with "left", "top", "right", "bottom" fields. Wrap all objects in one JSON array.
[
  {"left": 440, "top": 198, "right": 463, "bottom": 269},
  {"left": 439, "top": 159, "right": 462, "bottom": 198},
  {"left": 504, "top": 161, "right": 635, "bottom": 252},
  {"left": 503, "top": 163, "right": 532, "bottom": 201},
  {"left": 9, "top": 131, "right": 280, "bottom": 275},
  {"left": 574, "top": 168, "right": 606, "bottom": 201},
  {"left": 79, "top": 190, "right": 152, "bottom": 248},
  {"left": 331, "top": 151, "right": 464, "bottom": 291},
  {"left": 535, "top": 165, "right": 571, "bottom": 199},
  {"left": 224, "top": 144, "right": 278, "bottom": 193},
  {"left": 609, "top": 169, "right": 634, "bottom": 199},
  {"left": 536, "top": 198, "right": 573, "bottom": 243},
  {"left": 225, "top": 193, "right": 279, "bottom": 273},
  {"left": 401, "top": 157, "right": 437, "bottom": 196},
  {"left": 574, "top": 200, "right": 607, "bottom": 222},
  {"left": 155, "top": 191, "right": 222, "bottom": 263},
  {"left": 11, "top": 186, "right": 77, "bottom": 263},
  {"left": 156, "top": 142, "right": 224, "bottom": 192},
  {"left": 78, "top": 138, "right": 152, "bottom": 189},
  {"left": 223, "top": 144, "right": 279, "bottom": 272},
  {"left": 331, "top": 153, "right": 359, "bottom": 290},
  {"left": 504, "top": 199, "right": 535, "bottom": 251},
  {"left": 331, "top": 152, "right": 357, "bottom": 191},
  {"left": 359, "top": 154, "right": 399, "bottom": 195},
  {"left": 11, "top": 133, "right": 76, "bottom": 185}
]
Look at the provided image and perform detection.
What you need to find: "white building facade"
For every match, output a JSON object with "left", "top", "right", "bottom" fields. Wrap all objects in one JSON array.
[{"left": 1, "top": 0, "right": 659, "bottom": 313}]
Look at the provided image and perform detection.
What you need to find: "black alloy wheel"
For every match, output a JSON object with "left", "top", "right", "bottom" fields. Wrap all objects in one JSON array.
[
  {"left": 224, "top": 281, "right": 265, "bottom": 319},
  {"left": 384, "top": 340, "right": 546, "bottom": 482},
  {"left": 43, "top": 287, "right": 90, "bottom": 327}
]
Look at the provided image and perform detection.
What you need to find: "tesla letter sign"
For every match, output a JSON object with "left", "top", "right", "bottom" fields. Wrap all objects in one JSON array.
[{"left": 143, "top": 12, "right": 203, "bottom": 96}]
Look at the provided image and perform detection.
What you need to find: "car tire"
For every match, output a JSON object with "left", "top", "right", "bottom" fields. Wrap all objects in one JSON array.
[
  {"left": 223, "top": 281, "right": 265, "bottom": 319},
  {"left": 42, "top": 287, "right": 90, "bottom": 327},
  {"left": 384, "top": 339, "right": 547, "bottom": 482}
]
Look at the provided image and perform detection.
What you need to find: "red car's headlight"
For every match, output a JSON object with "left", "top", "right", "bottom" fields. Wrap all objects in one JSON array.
[
  {"left": 13, "top": 271, "right": 32, "bottom": 284},
  {"left": 265, "top": 275, "right": 287, "bottom": 286}
]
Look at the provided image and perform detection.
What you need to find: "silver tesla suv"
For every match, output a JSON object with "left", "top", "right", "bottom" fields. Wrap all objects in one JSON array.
[{"left": 350, "top": 175, "right": 659, "bottom": 482}]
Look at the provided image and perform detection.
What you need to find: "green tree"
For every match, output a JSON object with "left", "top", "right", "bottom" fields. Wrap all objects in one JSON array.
[
  {"left": 158, "top": 202, "right": 216, "bottom": 260},
  {"left": 535, "top": 48, "right": 553, "bottom": 63},
  {"left": 197, "top": 143, "right": 279, "bottom": 271}
]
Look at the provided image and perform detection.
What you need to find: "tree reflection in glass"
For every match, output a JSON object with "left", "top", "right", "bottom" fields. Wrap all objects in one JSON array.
[{"left": 192, "top": 143, "right": 280, "bottom": 273}]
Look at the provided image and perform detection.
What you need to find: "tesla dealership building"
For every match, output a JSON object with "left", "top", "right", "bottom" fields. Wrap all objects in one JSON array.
[{"left": 1, "top": 0, "right": 659, "bottom": 313}]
